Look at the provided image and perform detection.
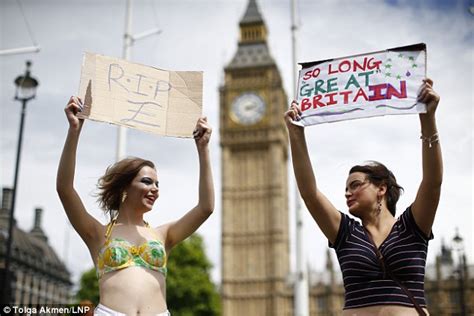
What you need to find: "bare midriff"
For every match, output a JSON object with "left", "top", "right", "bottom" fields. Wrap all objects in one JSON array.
[
  {"left": 99, "top": 266, "right": 167, "bottom": 315},
  {"left": 342, "top": 305, "right": 429, "bottom": 316}
]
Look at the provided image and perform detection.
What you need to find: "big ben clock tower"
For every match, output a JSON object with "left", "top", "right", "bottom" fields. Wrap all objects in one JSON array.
[{"left": 219, "top": 0, "right": 292, "bottom": 315}]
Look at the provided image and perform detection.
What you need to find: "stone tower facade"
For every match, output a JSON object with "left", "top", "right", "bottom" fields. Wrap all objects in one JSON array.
[{"left": 219, "top": 0, "right": 293, "bottom": 315}]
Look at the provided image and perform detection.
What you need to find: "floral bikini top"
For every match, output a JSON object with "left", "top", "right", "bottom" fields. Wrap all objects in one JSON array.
[{"left": 96, "top": 219, "right": 167, "bottom": 279}]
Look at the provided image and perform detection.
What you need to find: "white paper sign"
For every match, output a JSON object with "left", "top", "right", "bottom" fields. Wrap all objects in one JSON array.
[
  {"left": 295, "top": 43, "right": 427, "bottom": 126},
  {"left": 78, "top": 52, "right": 203, "bottom": 137}
]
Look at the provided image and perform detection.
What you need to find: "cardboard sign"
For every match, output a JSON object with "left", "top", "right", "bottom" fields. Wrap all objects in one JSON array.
[
  {"left": 78, "top": 52, "right": 203, "bottom": 137},
  {"left": 295, "top": 43, "right": 427, "bottom": 126}
]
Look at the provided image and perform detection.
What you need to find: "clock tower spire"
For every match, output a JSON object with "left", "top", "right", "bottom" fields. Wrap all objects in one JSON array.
[
  {"left": 227, "top": 0, "right": 274, "bottom": 70},
  {"left": 239, "top": 0, "right": 267, "bottom": 44}
]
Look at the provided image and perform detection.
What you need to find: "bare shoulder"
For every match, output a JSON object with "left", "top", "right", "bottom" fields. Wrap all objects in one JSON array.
[{"left": 154, "top": 222, "right": 172, "bottom": 240}]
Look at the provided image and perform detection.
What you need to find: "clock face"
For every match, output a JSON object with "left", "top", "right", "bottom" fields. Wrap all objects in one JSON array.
[{"left": 231, "top": 93, "right": 266, "bottom": 125}]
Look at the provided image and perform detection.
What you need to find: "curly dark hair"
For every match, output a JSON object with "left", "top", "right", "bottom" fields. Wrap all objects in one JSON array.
[
  {"left": 96, "top": 157, "right": 155, "bottom": 220},
  {"left": 349, "top": 161, "right": 403, "bottom": 216}
]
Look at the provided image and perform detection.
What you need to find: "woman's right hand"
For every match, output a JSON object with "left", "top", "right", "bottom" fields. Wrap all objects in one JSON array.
[
  {"left": 284, "top": 100, "right": 303, "bottom": 132},
  {"left": 65, "top": 96, "right": 84, "bottom": 130}
]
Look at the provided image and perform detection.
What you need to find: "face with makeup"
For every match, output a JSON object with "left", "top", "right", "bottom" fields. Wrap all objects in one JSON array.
[{"left": 124, "top": 166, "right": 159, "bottom": 212}]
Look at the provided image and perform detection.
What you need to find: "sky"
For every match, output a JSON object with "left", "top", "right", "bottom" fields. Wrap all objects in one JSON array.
[{"left": 1, "top": 0, "right": 473, "bottom": 289}]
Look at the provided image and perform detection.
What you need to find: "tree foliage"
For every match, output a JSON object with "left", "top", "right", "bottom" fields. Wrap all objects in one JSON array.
[
  {"left": 75, "top": 234, "right": 220, "bottom": 315},
  {"left": 167, "top": 234, "right": 221, "bottom": 316},
  {"left": 76, "top": 267, "right": 100, "bottom": 306}
]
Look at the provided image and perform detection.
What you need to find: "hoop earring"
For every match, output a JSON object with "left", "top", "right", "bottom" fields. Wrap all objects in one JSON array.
[{"left": 121, "top": 192, "right": 127, "bottom": 203}]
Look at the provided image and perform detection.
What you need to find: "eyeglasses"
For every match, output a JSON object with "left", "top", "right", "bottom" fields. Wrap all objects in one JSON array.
[{"left": 346, "top": 180, "right": 369, "bottom": 194}]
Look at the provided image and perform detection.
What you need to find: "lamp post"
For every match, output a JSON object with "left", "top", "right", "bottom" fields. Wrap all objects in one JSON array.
[
  {"left": 0, "top": 61, "right": 39, "bottom": 304},
  {"left": 452, "top": 228, "right": 466, "bottom": 316}
]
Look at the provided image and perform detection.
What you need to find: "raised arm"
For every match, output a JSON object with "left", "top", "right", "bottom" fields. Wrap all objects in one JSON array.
[
  {"left": 411, "top": 79, "right": 443, "bottom": 236},
  {"left": 285, "top": 101, "right": 341, "bottom": 244},
  {"left": 164, "top": 117, "right": 214, "bottom": 250},
  {"left": 56, "top": 96, "right": 102, "bottom": 248}
]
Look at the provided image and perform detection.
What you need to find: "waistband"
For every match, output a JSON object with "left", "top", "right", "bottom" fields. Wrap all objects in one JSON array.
[{"left": 94, "top": 303, "right": 171, "bottom": 316}]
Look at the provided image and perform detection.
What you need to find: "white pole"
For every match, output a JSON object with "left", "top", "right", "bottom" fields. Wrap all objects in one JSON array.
[
  {"left": 116, "top": 0, "right": 133, "bottom": 162},
  {"left": 132, "top": 28, "right": 162, "bottom": 41},
  {"left": 116, "top": 0, "right": 161, "bottom": 162},
  {"left": 291, "top": 0, "right": 309, "bottom": 315},
  {"left": 0, "top": 46, "right": 40, "bottom": 56}
]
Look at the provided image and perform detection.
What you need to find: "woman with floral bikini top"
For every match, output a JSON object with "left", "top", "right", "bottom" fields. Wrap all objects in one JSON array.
[{"left": 57, "top": 96, "right": 214, "bottom": 315}]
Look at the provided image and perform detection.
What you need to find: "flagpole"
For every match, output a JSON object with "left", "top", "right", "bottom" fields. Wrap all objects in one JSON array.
[
  {"left": 116, "top": 0, "right": 132, "bottom": 161},
  {"left": 291, "top": 0, "right": 309, "bottom": 314},
  {"left": 116, "top": 0, "right": 161, "bottom": 161}
]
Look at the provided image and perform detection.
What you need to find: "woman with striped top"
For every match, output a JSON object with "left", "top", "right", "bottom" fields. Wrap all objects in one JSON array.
[{"left": 284, "top": 79, "right": 441, "bottom": 315}]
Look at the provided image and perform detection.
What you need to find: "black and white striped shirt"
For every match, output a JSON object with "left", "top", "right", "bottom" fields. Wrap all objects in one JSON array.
[{"left": 329, "top": 207, "right": 433, "bottom": 310}]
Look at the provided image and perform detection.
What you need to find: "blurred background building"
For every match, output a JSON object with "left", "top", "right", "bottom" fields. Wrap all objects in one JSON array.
[
  {"left": 219, "top": 0, "right": 292, "bottom": 314},
  {"left": 0, "top": 187, "right": 72, "bottom": 305}
]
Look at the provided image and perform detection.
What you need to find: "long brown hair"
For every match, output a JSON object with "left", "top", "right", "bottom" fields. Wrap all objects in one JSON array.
[
  {"left": 96, "top": 157, "right": 155, "bottom": 220},
  {"left": 349, "top": 161, "right": 403, "bottom": 216}
]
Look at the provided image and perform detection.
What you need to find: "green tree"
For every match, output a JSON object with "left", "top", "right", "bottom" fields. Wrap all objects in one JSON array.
[
  {"left": 167, "top": 234, "right": 221, "bottom": 316},
  {"left": 75, "top": 234, "right": 221, "bottom": 315},
  {"left": 76, "top": 267, "right": 100, "bottom": 306}
]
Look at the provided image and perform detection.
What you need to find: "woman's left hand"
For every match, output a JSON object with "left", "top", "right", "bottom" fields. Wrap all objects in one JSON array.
[
  {"left": 418, "top": 78, "right": 440, "bottom": 117},
  {"left": 193, "top": 116, "right": 212, "bottom": 148}
]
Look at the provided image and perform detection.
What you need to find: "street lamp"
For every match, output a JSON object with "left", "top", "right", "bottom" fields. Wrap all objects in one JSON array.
[
  {"left": 452, "top": 228, "right": 467, "bottom": 316},
  {"left": 0, "top": 61, "right": 39, "bottom": 304}
]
